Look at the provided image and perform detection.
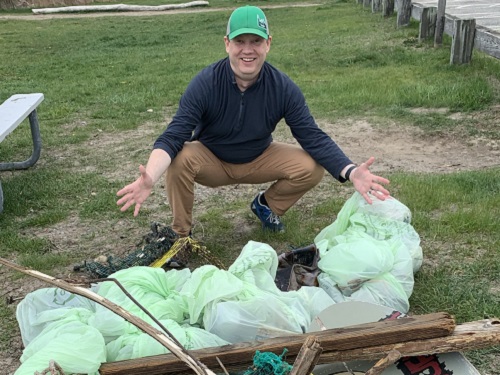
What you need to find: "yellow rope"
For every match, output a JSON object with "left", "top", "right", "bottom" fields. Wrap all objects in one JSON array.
[
  {"left": 150, "top": 237, "right": 226, "bottom": 270},
  {"left": 149, "top": 238, "right": 186, "bottom": 268}
]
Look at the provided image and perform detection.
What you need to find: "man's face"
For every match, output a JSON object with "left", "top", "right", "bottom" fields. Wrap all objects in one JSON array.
[{"left": 224, "top": 33, "right": 272, "bottom": 87}]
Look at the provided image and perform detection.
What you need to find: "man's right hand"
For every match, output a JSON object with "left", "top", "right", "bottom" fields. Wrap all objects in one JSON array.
[{"left": 116, "top": 165, "right": 154, "bottom": 216}]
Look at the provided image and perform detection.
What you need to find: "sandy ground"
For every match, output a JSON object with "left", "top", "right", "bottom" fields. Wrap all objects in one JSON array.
[{"left": 1, "top": 114, "right": 499, "bottom": 374}]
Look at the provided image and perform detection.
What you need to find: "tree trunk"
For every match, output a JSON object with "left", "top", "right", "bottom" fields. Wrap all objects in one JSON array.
[{"left": 32, "top": 1, "right": 209, "bottom": 13}]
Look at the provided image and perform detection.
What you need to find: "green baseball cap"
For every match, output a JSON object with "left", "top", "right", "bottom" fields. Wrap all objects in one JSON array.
[{"left": 226, "top": 6, "right": 269, "bottom": 40}]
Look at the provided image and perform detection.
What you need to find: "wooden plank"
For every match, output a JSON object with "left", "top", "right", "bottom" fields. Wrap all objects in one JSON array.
[
  {"left": 434, "top": 0, "right": 447, "bottom": 46},
  {"left": 290, "top": 336, "right": 322, "bottom": 375},
  {"left": 450, "top": 17, "right": 476, "bottom": 64},
  {"left": 475, "top": 27, "right": 500, "bottom": 59},
  {"left": 382, "top": 0, "right": 395, "bottom": 16},
  {"left": 372, "top": 0, "right": 382, "bottom": 13},
  {"left": 419, "top": 6, "right": 437, "bottom": 41},
  {"left": 320, "top": 318, "right": 500, "bottom": 362},
  {"left": 414, "top": 0, "right": 500, "bottom": 6},
  {"left": 99, "top": 312, "right": 455, "bottom": 375},
  {"left": 397, "top": 0, "right": 412, "bottom": 27},
  {"left": 99, "top": 318, "right": 500, "bottom": 375}
]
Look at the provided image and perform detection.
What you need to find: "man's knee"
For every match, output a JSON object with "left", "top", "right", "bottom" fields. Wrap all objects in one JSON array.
[
  {"left": 171, "top": 143, "right": 198, "bottom": 168},
  {"left": 311, "top": 162, "right": 325, "bottom": 184},
  {"left": 300, "top": 156, "right": 325, "bottom": 185},
  {"left": 167, "top": 143, "right": 200, "bottom": 182}
]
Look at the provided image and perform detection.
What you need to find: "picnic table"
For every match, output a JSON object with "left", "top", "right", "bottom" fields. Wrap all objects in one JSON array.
[{"left": 0, "top": 93, "right": 44, "bottom": 213}]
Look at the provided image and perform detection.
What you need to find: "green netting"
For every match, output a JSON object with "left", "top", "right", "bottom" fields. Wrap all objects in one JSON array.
[
  {"left": 243, "top": 349, "right": 292, "bottom": 375},
  {"left": 83, "top": 222, "right": 178, "bottom": 278}
]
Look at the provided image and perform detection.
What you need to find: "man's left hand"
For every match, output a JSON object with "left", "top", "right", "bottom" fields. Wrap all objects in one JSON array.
[{"left": 350, "top": 157, "right": 390, "bottom": 204}]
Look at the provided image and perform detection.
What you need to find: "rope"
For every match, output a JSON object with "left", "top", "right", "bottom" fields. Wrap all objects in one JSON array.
[{"left": 243, "top": 349, "right": 293, "bottom": 375}]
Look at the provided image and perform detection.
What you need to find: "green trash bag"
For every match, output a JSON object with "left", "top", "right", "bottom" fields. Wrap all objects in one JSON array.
[
  {"left": 15, "top": 310, "right": 106, "bottom": 375},
  {"left": 315, "top": 192, "right": 423, "bottom": 313}
]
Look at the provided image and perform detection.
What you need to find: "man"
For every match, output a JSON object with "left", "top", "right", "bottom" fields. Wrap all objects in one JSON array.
[{"left": 117, "top": 5, "right": 390, "bottom": 237}]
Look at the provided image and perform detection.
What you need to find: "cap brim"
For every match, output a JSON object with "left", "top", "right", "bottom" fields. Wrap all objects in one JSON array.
[{"left": 228, "top": 28, "right": 268, "bottom": 40}]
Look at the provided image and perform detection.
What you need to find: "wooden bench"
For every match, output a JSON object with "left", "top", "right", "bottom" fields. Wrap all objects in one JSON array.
[{"left": 0, "top": 93, "right": 44, "bottom": 213}]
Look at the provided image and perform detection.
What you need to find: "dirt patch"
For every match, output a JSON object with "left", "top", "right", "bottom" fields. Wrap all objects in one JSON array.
[{"left": 1, "top": 115, "right": 499, "bottom": 373}]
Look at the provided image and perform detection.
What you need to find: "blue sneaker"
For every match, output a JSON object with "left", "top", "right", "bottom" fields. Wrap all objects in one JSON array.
[{"left": 251, "top": 192, "right": 285, "bottom": 232}]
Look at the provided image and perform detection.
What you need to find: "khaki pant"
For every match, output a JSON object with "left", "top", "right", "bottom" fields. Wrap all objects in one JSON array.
[{"left": 165, "top": 141, "right": 325, "bottom": 236}]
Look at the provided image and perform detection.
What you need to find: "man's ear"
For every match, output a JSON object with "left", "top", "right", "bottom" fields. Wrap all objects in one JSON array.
[
  {"left": 266, "top": 36, "right": 272, "bottom": 52},
  {"left": 224, "top": 36, "right": 230, "bottom": 53}
]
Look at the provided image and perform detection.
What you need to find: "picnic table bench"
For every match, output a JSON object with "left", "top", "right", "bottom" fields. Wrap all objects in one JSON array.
[{"left": 0, "top": 93, "right": 44, "bottom": 213}]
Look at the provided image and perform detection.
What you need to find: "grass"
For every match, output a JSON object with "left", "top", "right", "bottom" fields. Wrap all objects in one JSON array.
[{"left": 1, "top": 0, "right": 500, "bottom": 372}]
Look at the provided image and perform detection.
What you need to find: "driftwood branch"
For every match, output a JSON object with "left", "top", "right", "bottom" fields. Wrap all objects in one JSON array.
[
  {"left": 0, "top": 257, "right": 216, "bottom": 375},
  {"left": 32, "top": 1, "right": 209, "bottom": 14},
  {"left": 99, "top": 312, "right": 457, "bottom": 374}
]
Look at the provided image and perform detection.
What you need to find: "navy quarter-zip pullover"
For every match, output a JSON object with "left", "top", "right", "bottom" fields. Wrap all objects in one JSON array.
[{"left": 154, "top": 58, "right": 353, "bottom": 181}]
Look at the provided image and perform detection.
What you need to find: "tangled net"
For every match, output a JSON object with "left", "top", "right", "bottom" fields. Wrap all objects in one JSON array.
[
  {"left": 82, "top": 222, "right": 179, "bottom": 278},
  {"left": 242, "top": 349, "right": 292, "bottom": 375},
  {"left": 81, "top": 222, "right": 226, "bottom": 278}
]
